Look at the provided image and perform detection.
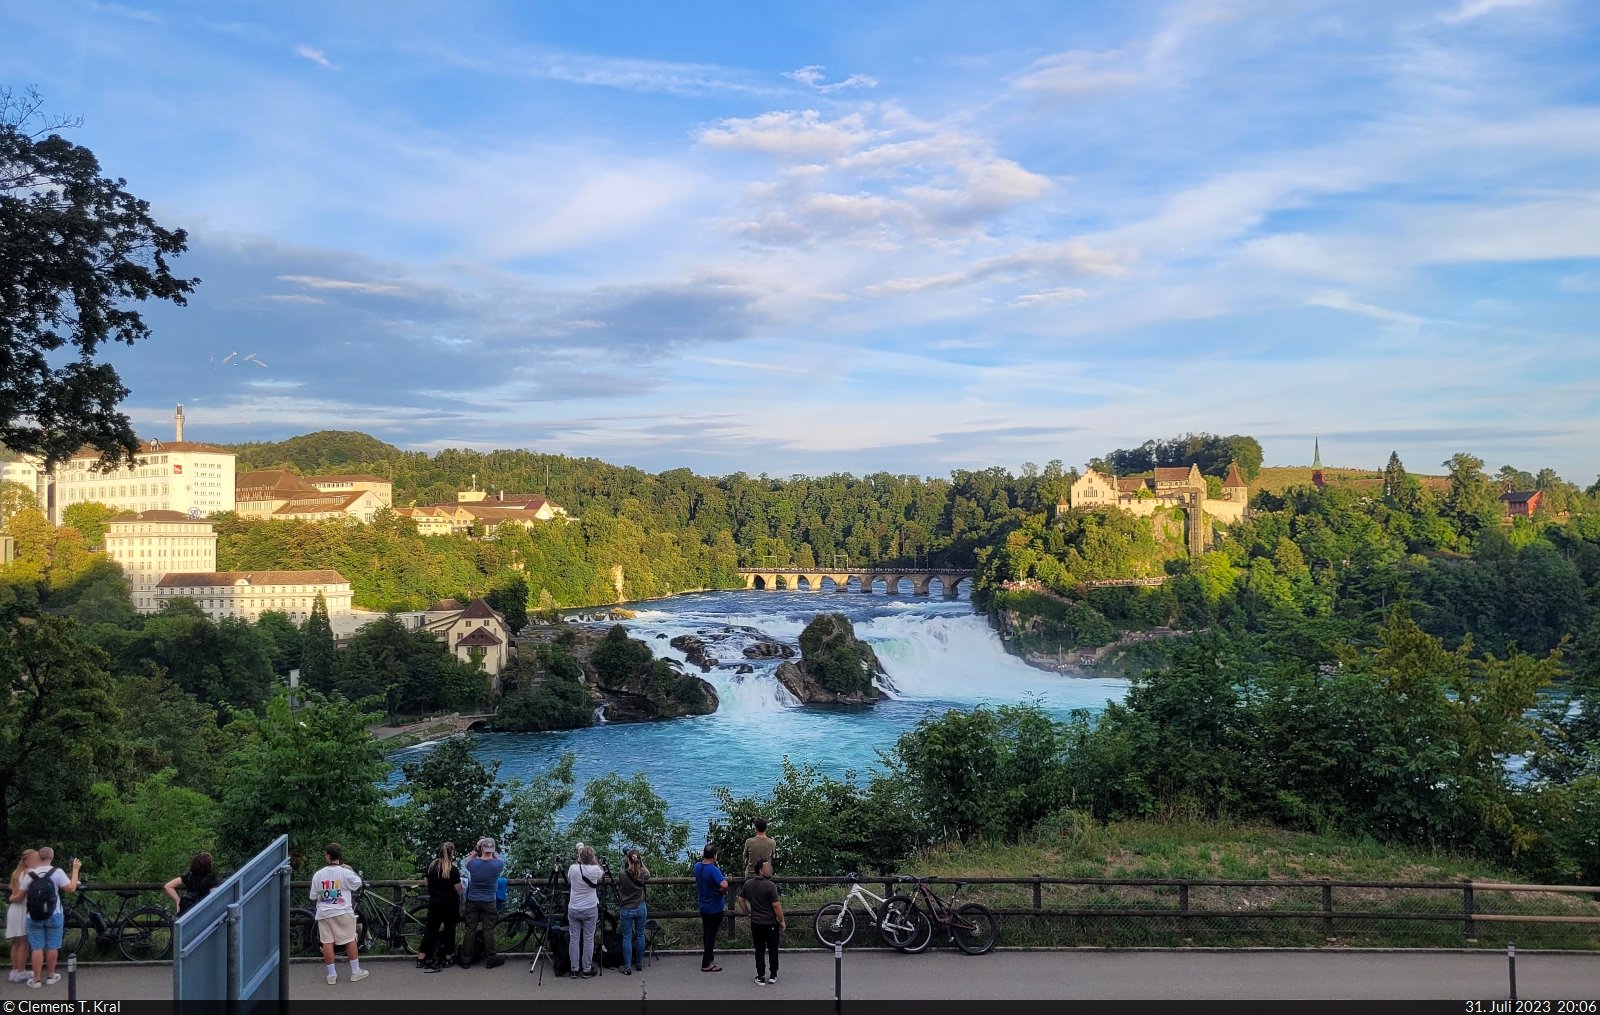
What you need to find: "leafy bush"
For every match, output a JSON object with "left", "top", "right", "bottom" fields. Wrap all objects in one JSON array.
[
  {"left": 591, "top": 624, "right": 653, "bottom": 684},
  {"left": 493, "top": 647, "right": 595, "bottom": 732}
]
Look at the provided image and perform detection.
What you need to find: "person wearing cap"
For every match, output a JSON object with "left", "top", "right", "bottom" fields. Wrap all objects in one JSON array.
[{"left": 459, "top": 837, "right": 505, "bottom": 969}]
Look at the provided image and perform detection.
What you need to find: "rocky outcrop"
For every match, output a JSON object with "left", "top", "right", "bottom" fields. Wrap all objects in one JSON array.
[
  {"left": 743, "top": 641, "right": 794, "bottom": 660},
  {"left": 991, "top": 609, "right": 1190, "bottom": 673},
  {"left": 774, "top": 613, "right": 887, "bottom": 705},
  {"left": 544, "top": 622, "right": 719, "bottom": 722},
  {"left": 670, "top": 634, "right": 718, "bottom": 672}
]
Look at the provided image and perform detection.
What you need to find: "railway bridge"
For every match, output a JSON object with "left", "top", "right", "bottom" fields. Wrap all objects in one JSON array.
[{"left": 738, "top": 568, "right": 972, "bottom": 598}]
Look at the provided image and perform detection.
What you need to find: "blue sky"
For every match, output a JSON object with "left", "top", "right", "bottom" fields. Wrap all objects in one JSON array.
[{"left": 7, "top": 0, "right": 1599, "bottom": 478}]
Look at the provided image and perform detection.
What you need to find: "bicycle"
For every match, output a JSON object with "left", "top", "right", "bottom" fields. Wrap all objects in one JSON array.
[
  {"left": 61, "top": 884, "right": 174, "bottom": 961},
  {"left": 495, "top": 873, "right": 551, "bottom": 953},
  {"left": 813, "top": 873, "right": 893, "bottom": 948},
  {"left": 877, "top": 877, "right": 997, "bottom": 955},
  {"left": 291, "top": 881, "right": 424, "bottom": 956}
]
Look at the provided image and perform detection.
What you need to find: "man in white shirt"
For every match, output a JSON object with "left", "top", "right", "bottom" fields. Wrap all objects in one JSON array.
[
  {"left": 309, "top": 843, "right": 368, "bottom": 985},
  {"left": 22, "top": 847, "right": 78, "bottom": 988}
]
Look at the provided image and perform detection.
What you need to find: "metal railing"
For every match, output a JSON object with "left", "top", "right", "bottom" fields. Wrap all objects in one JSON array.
[{"left": 75, "top": 875, "right": 1600, "bottom": 956}]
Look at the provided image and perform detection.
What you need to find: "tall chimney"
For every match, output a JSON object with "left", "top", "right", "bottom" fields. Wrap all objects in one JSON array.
[{"left": 175, "top": 403, "right": 185, "bottom": 442}]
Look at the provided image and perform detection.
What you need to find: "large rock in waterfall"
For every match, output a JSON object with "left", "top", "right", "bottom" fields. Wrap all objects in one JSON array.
[{"left": 774, "top": 613, "right": 887, "bottom": 705}]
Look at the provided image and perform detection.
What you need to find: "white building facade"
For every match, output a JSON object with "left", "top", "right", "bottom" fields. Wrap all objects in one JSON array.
[
  {"left": 152, "top": 569, "right": 353, "bottom": 622},
  {"left": 105, "top": 510, "right": 218, "bottom": 612},
  {"left": 49, "top": 407, "right": 236, "bottom": 524}
]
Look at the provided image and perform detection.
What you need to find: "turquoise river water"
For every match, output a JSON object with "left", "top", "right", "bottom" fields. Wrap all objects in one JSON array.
[{"left": 389, "top": 588, "right": 1130, "bottom": 838}]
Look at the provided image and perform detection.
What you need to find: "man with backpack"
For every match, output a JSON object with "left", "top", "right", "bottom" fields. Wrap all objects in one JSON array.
[
  {"left": 459, "top": 837, "right": 505, "bottom": 969},
  {"left": 22, "top": 847, "right": 78, "bottom": 989}
]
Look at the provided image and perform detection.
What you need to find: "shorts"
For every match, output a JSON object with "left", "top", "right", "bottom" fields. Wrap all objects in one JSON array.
[
  {"left": 26, "top": 912, "right": 63, "bottom": 952},
  {"left": 6, "top": 902, "right": 25, "bottom": 939},
  {"left": 317, "top": 912, "right": 358, "bottom": 947}
]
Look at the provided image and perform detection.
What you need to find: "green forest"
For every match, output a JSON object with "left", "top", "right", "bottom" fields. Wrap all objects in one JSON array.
[{"left": 4, "top": 433, "right": 1600, "bottom": 888}]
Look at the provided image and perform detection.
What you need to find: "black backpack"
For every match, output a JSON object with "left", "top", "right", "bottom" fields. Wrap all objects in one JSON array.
[{"left": 25, "top": 869, "right": 58, "bottom": 922}]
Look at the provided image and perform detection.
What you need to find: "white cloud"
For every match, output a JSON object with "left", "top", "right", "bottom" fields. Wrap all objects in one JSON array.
[
  {"left": 527, "top": 54, "right": 774, "bottom": 96},
  {"left": 1009, "top": 288, "right": 1089, "bottom": 308},
  {"left": 1439, "top": 0, "right": 1546, "bottom": 24},
  {"left": 277, "top": 275, "right": 406, "bottom": 294},
  {"left": 1306, "top": 291, "right": 1423, "bottom": 323},
  {"left": 1011, "top": 50, "right": 1145, "bottom": 96},
  {"left": 697, "top": 110, "right": 876, "bottom": 158},
  {"left": 294, "top": 45, "right": 335, "bottom": 69},
  {"left": 784, "top": 65, "right": 879, "bottom": 93}
]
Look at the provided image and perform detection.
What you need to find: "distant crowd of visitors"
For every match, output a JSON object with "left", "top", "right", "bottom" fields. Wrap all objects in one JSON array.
[{"left": 5, "top": 817, "right": 789, "bottom": 991}]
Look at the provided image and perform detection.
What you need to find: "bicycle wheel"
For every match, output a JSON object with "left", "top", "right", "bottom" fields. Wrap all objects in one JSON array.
[
  {"left": 289, "top": 908, "right": 321, "bottom": 956},
  {"left": 386, "top": 902, "right": 421, "bottom": 954},
  {"left": 497, "top": 912, "right": 533, "bottom": 953},
  {"left": 60, "top": 910, "right": 90, "bottom": 958},
  {"left": 877, "top": 897, "right": 930, "bottom": 953},
  {"left": 813, "top": 902, "right": 856, "bottom": 948},
  {"left": 952, "top": 903, "right": 997, "bottom": 955},
  {"left": 406, "top": 903, "right": 434, "bottom": 957},
  {"left": 118, "top": 907, "right": 174, "bottom": 962}
]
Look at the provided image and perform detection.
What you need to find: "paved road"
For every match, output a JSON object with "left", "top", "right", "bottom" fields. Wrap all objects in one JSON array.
[{"left": 39, "top": 950, "right": 1600, "bottom": 1001}]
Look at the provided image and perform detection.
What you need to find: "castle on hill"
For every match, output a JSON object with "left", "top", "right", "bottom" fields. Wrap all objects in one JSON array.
[{"left": 1060, "top": 462, "right": 1250, "bottom": 555}]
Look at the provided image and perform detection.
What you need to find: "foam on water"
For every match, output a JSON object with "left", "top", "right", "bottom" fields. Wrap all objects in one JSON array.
[{"left": 419, "top": 589, "right": 1128, "bottom": 835}]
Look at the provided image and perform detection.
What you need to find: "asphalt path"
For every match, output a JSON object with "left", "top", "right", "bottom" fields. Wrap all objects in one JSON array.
[{"left": 34, "top": 950, "right": 1600, "bottom": 1002}]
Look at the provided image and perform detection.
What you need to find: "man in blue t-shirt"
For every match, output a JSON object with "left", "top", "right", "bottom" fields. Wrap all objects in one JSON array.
[
  {"left": 459, "top": 837, "right": 506, "bottom": 969},
  {"left": 691, "top": 844, "right": 729, "bottom": 972}
]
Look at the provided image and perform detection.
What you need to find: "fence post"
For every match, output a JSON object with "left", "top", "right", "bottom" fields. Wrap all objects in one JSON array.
[
  {"left": 834, "top": 941, "right": 842, "bottom": 1014},
  {"left": 1508, "top": 941, "right": 1517, "bottom": 1000},
  {"left": 278, "top": 863, "right": 291, "bottom": 1002},
  {"left": 1463, "top": 884, "right": 1476, "bottom": 941},
  {"left": 66, "top": 955, "right": 76, "bottom": 1002},
  {"left": 1032, "top": 876, "right": 1042, "bottom": 912},
  {"left": 225, "top": 901, "right": 243, "bottom": 1015},
  {"left": 1322, "top": 883, "right": 1334, "bottom": 939},
  {"left": 1178, "top": 881, "right": 1190, "bottom": 940}
]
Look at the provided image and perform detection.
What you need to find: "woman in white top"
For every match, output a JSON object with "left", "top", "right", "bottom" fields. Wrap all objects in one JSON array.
[
  {"left": 6, "top": 851, "right": 37, "bottom": 983},
  {"left": 566, "top": 846, "right": 604, "bottom": 978}
]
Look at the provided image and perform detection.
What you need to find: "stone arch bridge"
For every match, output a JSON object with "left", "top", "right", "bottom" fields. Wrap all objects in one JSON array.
[{"left": 739, "top": 568, "right": 972, "bottom": 598}]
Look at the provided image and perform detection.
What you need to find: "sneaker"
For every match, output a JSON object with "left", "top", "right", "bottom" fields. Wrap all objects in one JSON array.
[
  {"left": 619, "top": 967, "right": 631, "bottom": 975},
  {"left": 484, "top": 956, "right": 504, "bottom": 970},
  {"left": 755, "top": 975, "right": 766, "bottom": 985},
  {"left": 44, "top": 975, "right": 59, "bottom": 986},
  {"left": 326, "top": 974, "right": 337, "bottom": 985},
  {"left": 580, "top": 968, "right": 598, "bottom": 979},
  {"left": 769, "top": 973, "right": 778, "bottom": 983},
  {"left": 7, "top": 971, "right": 22, "bottom": 983},
  {"left": 27, "top": 979, "right": 40, "bottom": 989},
  {"left": 350, "top": 970, "right": 369, "bottom": 983}
]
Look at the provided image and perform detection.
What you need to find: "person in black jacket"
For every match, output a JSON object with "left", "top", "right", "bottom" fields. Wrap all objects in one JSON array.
[
  {"left": 163, "top": 853, "right": 219, "bottom": 916},
  {"left": 417, "top": 843, "right": 462, "bottom": 970}
]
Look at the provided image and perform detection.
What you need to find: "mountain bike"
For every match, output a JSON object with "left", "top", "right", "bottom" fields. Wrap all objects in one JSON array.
[
  {"left": 61, "top": 884, "right": 174, "bottom": 961},
  {"left": 813, "top": 873, "right": 892, "bottom": 948},
  {"left": 290, "top": 882, "right": 424, "bottom": 956},
  {"left": 496, "top": 873, "right": 551, "bottom": 952},
  {"left": 877, "top": 877, "right": 997, "bottom": 955}
]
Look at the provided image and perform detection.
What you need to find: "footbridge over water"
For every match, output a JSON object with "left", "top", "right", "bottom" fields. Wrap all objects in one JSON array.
[{"left": 739, "top": 568, "right": 973, "bottom": 598}]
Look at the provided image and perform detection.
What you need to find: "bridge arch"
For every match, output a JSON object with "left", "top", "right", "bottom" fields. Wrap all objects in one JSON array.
[
  {"left": 935, "top": 574, "right": 965, "bottom": 598},
  {"left": 467, "top": 719, "right": 490, "bottom": 731}
]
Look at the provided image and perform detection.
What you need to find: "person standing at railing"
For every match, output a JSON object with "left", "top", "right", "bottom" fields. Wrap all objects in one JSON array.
[
  {"left": 692, "top": 844, "right": 728, "bottom": 973},
  {"left": 565, "top": 846, "right": 603, "bottom": 979},
  {"left": 163, "top": 853, "right": 219, "bottom": 916},
  {"left": 743, "top": 819, "right": 774, "bottom": 877},
  {"left": 738, "top": 859, "right": 784, "bottom": 986},
  {"left": 21, "top": 848, "right": 78, "bottom": 989},
  {"left": 6, "top": 850, "right": 38, "bottom": 983},
  {"left": 616, "top": 849, "right": 650, "bottom": 975},
  {"left": 459, "top": 837, "right": 505, "bottom": 969},
  {"left": 417, "top": 842, "right": 461, "bottom": 971},
  {"left": 310, "top": 843, "right": 368, "bottom": 985}
]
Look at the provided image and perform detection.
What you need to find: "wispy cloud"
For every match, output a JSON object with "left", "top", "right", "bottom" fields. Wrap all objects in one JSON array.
[
  {"left": 293, "top": 45, "right": 335, "bottom": 69},
  {"left": 526, "top": 54, "right": 775, "bottom": 96},
  {"left": 277, "top": 275, "right": 405, "bottom": 294},
  {"left": 784, "top": 65, "right": 879, "bottom": 93},
  {"left": 1439, "top": 0, "right": 1546, "bottom": 25}
]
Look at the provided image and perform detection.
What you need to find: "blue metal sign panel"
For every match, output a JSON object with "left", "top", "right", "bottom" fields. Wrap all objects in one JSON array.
[{"left": 173, "top": 835, "right": 290, "bottom": 1003}]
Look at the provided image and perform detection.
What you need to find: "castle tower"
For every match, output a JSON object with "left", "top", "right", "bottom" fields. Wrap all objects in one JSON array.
[
  {"left": 175, "top": 403, "right": 185, "bottom": 442},
  {"left": 1223, "top": 462, "right": 1248, "bottom": 505}
]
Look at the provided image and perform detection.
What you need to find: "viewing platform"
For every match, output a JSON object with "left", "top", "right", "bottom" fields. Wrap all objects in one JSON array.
[{"left": 738, "top": 567, "right": 972, "bottom": 598}]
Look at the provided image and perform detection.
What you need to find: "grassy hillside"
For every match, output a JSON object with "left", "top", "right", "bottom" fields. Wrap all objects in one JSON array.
[{"left": 1248, "top": 465, "right": 1449, "bottom": 496}]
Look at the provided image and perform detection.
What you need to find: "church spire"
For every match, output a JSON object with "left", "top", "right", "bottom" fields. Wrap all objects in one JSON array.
[{"left": 1312, "top": 432, "right": 1322, "bottom": 469}]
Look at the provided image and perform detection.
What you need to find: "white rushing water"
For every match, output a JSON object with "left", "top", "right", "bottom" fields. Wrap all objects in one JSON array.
[{"left": 415, "top": 588, "right": 1129, "bottom": 834}]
